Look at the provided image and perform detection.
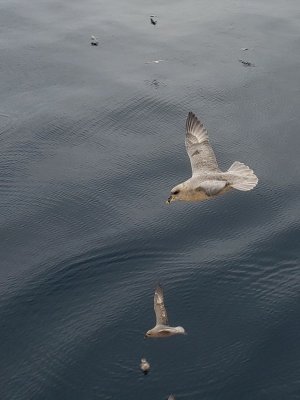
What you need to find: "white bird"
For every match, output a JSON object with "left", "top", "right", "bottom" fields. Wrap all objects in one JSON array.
[
  {"left": 140, "top": 358, "right": 150, "bottom": 375},
  {"left": 166, "top": 112, "right": 258, "bottom": 204},
  {"left": 90, "top": 35, "right": 99, "bottom": 46},
  {"left": 144, "top": 285, "right": 186, "bottom": 338},
  {"left": 145, "top": 59, "right": 165, "bottom": 64}
]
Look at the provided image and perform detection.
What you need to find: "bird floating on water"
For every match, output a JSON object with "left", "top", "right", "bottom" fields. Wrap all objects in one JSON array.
[
  {"left": 140, "top": 358, "right": 150, "bottom": 375},
  {"left": 90, "top": 35, "right": 99, "bottom": 46},
  {"left": 145, "top": 59, "right": 165, "bottom": 64},
  {"left": 145, "top": 285, "right": 186, "bottom": 338},
  {"left": 166, "top": 112, "right": 258, "bottom": 204},
  {"left": 238, "top": 59, "right": 255, "bottom": 67},
  {"left": 150, "top": 16, "right": 157, "bottom": 25}
]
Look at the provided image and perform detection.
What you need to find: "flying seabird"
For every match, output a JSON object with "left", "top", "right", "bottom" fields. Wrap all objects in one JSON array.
[
  {"left": 144, "top": 285, "right": 186, "bottom": 338},
  {"left": 140, "top": 358, "right": 150, "bottom": 375},
  {"left": 166, "top": 112, "right": 258, "bottom": 204}
]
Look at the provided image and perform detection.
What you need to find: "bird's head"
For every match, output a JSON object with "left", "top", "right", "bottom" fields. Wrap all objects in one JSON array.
[
  {"left": 144, "top": 330, "right": 153, "bottom": 338},
  {"left": 166, "top": 183, "right": 185, "bottom": 204}
]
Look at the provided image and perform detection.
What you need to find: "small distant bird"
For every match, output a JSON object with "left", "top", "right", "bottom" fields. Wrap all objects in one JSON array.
[
  {"left": 145, "top": 59, "right": 165, "bottom": 64},
  {"left": 150, "top": 16, "right": 157, "bottom": 25},
  {"left": 166, "top": 112, "right": 258, "bottom": 204},
  {"left": 168, "top": 396, "right": 176, "bottom": 400},
  {"left": 140, "top": 358, "right": 150, "bottom": 375},
  {"left": 90, "top": 35, "right": 99, "bottom": 46},
  {"left": 238, "top": 59, "right": 255, "bottom": 67},
  {"left": 241, "top": 47, "right": 249, "bottom": 51},
  {"left": 144, "top": 285, "right": 186, "bottom": 338}
]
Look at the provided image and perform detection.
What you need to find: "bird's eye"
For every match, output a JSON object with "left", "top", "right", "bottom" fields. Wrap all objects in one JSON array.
[{"left": 173, "top": 190, "right": 180, "bottom": 195}]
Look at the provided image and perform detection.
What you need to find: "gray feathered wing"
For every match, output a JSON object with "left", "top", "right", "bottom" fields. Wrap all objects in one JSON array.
[
  {"left": 154, "top": 285, "right": 169, "bottom": 325},
  {"left": 185, "top": 112, "right": 220, "bottom": 175}
]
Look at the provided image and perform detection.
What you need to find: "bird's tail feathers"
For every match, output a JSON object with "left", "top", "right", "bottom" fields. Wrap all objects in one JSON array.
[
  {"left": 176, "top": 326, "right": 187, "bottom": 334},
  {"left": 228, "top": 161, "right": 258, "bottom": 191}
]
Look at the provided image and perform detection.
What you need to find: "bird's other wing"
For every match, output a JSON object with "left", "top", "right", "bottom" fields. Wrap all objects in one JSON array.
[
  {"left": 185, "top": 112, "right": 220, "bottom": 175},
  {"left": 197, "top": 180, "right": 228, "bottom": 196},
  {"left": 154, "top": 285, "right": 168, "bottom": 325}
]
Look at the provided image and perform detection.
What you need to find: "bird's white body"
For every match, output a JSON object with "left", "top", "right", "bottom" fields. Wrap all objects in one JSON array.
[
  {"left": 90, "top": 35, "right": 99, "bottom": 46},
  {"left": 146, "top": 324, "right": 185, "bottom": 337},
  {"left": 140, "top": 358, "right": 150, "bottom": 374},
  {"left": 170, "top": 175, "right": 232, "bottom": 202}
]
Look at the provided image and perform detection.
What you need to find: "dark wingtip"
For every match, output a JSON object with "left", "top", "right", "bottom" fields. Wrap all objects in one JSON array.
[
  {"left": 186, "top": 111, "right": 197, "bottom": 131},
  {"left": 187, "top": 111, "right": 196, "bottom": 121},
  {"left": 155, "top": 283, "right": 164, "bottom": 295}
]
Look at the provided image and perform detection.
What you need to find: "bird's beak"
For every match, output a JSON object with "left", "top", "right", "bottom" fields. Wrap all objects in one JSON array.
[
  {"left": 166, "top": 195, "right": 173, "bottom": 204},
  {"left": 144, "top": 335, "right": 147, "bottom": 339}
]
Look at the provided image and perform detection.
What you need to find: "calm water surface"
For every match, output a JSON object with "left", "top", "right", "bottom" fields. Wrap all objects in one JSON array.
[{"left": 1, "top": 0, "right": 300, "bottom": 399}]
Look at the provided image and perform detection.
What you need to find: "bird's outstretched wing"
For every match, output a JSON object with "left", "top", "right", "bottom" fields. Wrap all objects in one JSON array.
[
  {"left": 185, "top": 112, "right": 220, "bottom": 175},
  {"left": 154, "top": 285, "right": 168, "bottom": 325}
]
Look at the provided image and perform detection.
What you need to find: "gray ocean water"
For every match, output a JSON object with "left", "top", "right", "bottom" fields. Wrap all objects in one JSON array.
[{"left": 1, "top": 0, "right": 300, "bottom": 399}]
